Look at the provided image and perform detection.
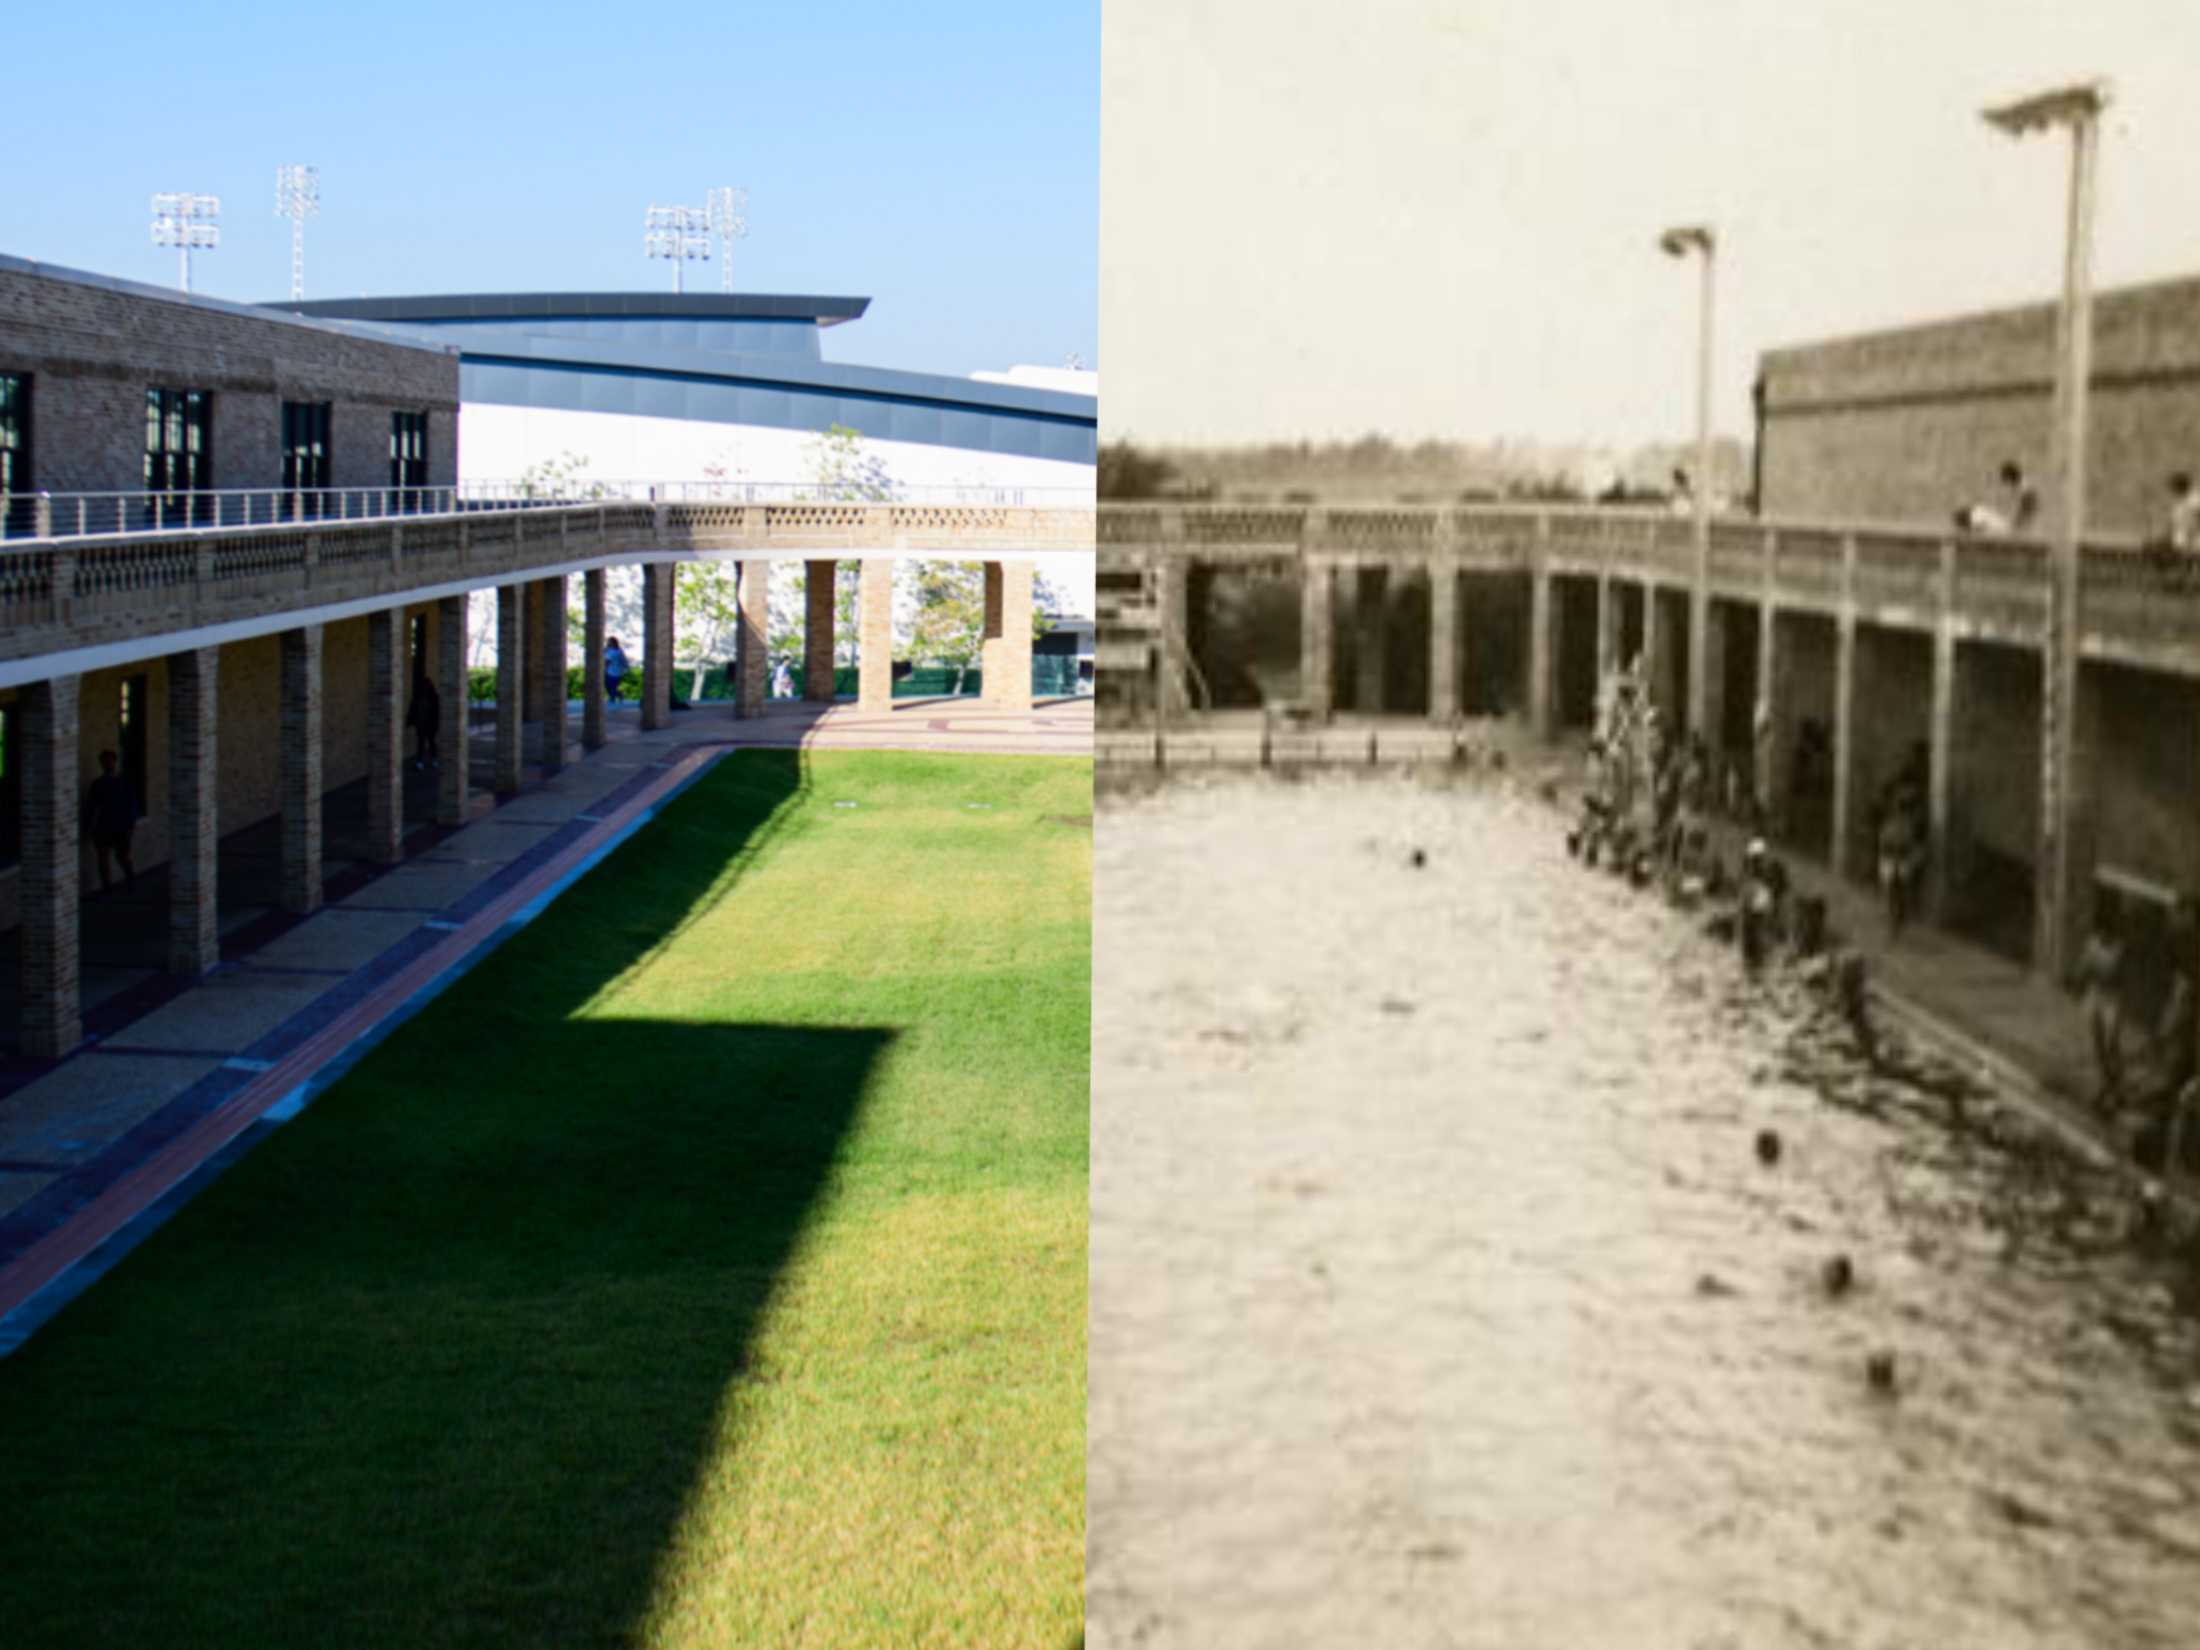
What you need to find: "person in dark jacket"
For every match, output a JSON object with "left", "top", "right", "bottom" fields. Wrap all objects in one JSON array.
[
  {"left": 407, "top": 669, "right": 442, "bottom": 770},
  {"left": 83, "top": 749, "right": 141, "bottom": 895}
]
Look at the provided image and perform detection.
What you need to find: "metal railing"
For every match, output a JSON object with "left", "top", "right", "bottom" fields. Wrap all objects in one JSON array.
[{"left": 2, "top": 479, "right": 1097, "bottom": 542}]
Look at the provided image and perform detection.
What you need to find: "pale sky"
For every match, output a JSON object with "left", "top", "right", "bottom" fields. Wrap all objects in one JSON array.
[{"left": 1101, "top": 0, "right": 2200, "bottom": 450}]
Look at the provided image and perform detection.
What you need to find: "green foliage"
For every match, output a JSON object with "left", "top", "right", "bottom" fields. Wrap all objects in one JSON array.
[
  {"left": 907, "top": 562, "right": 986, "bottom": 687},
  {"left": 804, "top": 422, "right": 897, "bottom": 502},
  {"left": 1098, "top": 439, "right": 1186, "bottom": 500},
  {"left": 515, "top": 450, "right": 606, "bottom": 500}
]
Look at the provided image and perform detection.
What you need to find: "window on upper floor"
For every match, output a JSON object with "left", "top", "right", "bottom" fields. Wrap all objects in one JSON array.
[
  {"left": 1, "top": 373, "right": 30, "bottom": 535},
  {"left": 391, "top": 410, "right": 428, "bottom": 506},
  {"left": 145, "top": 388, "right": 212, "bottom": 521},
  {"left": 282, "top": 400, "right": 332, "bottom": 514}
]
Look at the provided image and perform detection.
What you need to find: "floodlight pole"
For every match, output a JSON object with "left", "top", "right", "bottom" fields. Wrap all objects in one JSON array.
[
  {"left": 1660, "top": 223, "right": 1716, "bottom": 740},
  {"left": 1983, "top": 80, "right": 2106, "bottom": 978},
  {"left": 275, "top": 165, "right": 319, "bottom": 302}
]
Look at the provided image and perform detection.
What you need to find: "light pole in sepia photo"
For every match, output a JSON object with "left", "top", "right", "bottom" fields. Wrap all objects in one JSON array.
[
  {"left": 1660, "top": 222, "right": 1716, "bottom": 741},
  {"left": 1982, "top": 78, "right": 2108, "bottom": 978}
]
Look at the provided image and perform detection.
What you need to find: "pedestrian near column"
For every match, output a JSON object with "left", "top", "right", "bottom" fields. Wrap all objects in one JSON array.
[
  {"left": 83, "top": 749, "right": 141, "bottom": 897},
  {"left": 604, "top": 635, "right": 631, "bottom": 706},
  {"left": 407, "top": 668, "right": 442, "bottom": 770},
  {"left": 2075, "top": 909, "right": 2128, "bottom": 1114}
]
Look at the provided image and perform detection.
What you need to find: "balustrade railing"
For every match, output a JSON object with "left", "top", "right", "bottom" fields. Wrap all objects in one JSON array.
[
  {"left": 1098, "top": 501, "right": 2200, "bottom": 667},
  {"left": 2, "top": 480, "right": 1095, "bottom": 543}
]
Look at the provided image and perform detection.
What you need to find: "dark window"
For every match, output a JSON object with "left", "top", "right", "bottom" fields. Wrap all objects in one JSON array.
[
  {"left": 2, "top": 373, "right": 32, "bottom": 537},
  {"left": 281, "top": 400, "right": 331, "bottom": 514},
  {"left": 391, "top": 410, "right": 428, "bottom": 506},
  {"left": 118, "top": 674, "right": 149, "bottom": 809},
  {"left": 145, "top": 387, "right": 212, "bottom": 522},
  {"left": 0, "top": 703, "right": 19, "bottom": 869},
  {"left": 0, "top": 372, "right": 28, "bottom": 511}
]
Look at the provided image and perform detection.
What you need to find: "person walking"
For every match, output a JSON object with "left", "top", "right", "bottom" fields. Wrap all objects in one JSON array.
[
  {"left": 1876, "top": 781, "right": 1924, "bottom": 940},
  {"left": 406, "top": 668, "right": 441, "bottom": 770},
  {"left": 82, "top": 749, "right": 141, "bottom": 897},
  {"left": 604, "top": 636, "right": 632, "bottom": 706},
  {"left": 2076, "top": 910, "right": 2129, "bottom": 1115}
]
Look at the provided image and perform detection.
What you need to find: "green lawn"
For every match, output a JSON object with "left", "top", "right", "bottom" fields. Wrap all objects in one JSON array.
[{"left": 0, "top": 749, "right": 1090, "bottom": 1649}]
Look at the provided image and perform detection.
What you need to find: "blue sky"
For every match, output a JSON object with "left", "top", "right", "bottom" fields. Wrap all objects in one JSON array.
[{"left": 3, "top": 1, "right": 1096, "bottom": 380}]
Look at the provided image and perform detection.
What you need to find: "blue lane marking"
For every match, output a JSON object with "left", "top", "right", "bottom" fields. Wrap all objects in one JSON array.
[
  {"left": 0, "top": 749, "right": 733, "bottom": 1363},
  {"left": 223, "top": 1057, "right": 276, "bottom": 1073}
]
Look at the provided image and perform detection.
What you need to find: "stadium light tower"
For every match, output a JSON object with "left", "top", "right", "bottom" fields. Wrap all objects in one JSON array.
[
  {"left": 706, "top": 186, "right": 749, "bottom": 293},
  {"left": 151, "top": 192, "right": 221, "bottom": 293},
  {"left": 1658, "top": 222, "right": 1716, "bottom": 738},
  {"left": 275, "top": 164, "right": 320, "bottom": 302},
  {"left": 1981, "top": 77, "right": 2110, "bottom": 977},
  {"left": 644, "top": 204, "right": 712, "bottom": 293}
]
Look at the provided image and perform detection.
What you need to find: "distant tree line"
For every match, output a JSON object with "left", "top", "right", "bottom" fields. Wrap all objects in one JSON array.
[{"left": 1100, "top": 434, "right": 1752, "bottom": 508}]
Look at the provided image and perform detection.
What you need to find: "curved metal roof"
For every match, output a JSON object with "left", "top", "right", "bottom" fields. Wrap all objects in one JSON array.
[{"left": 275, "top": 292, "right": 869, "bottom": 326}]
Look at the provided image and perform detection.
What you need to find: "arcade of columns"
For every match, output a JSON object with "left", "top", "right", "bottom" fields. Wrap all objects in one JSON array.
[{"left": 11, "top": 553, "right": 1041, "bottom": 1059}]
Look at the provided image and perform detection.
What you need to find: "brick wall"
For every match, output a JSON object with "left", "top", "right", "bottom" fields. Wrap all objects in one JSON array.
[
  {"left": 0, "top": 256, "right": 459, "bottom": 496},
  {"left": 1760, "top": 273, "right": 2200, "bottom": 536}
]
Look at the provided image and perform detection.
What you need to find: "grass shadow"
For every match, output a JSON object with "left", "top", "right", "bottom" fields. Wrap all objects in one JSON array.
[{"left": 0, "top": 748, "right": 916, "bottom": 1647}]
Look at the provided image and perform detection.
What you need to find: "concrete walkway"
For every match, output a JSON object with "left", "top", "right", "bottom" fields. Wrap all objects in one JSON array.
[{"left": 0, "top": 695, "right": 1090, "bottom": 1350}]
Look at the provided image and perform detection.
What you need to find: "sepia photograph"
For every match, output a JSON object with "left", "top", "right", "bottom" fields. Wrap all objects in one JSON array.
[
  {"left": 1094, "top": 2, "right": 2200, "bottom": 1645},
  {"left": 0, "top": 3, "right": 1093, "bottom": 1646}
]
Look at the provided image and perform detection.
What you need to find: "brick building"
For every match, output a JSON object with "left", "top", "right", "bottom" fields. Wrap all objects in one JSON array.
[
  {"left": 0, "top": 258, "right": 461, "bottom": 950},
  {"left": 0, "top": 254, "right": 459, "bottom": 509},
  {"left": 1758, "top": 272, "right": 2200, "bottom": 536},
  {"left": 0, "top": 256, "right": 1081, "bottom": 1060}
]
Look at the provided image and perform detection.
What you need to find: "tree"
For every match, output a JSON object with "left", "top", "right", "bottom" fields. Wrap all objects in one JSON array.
[
  {"left": 515, "top": 450, "right": 604, "bottom": 500},
  {"left": 1098, "top": 440, "right": 1178, "bottom": 500},
  {"left": 678, "top": 562, "right": 743, "bottom": 673},
  {"left": 805, "top": 423, "right": 897, "bottom": 502},
  {"left": 906, "top": 562, "right": 986, "bottom": 693},
  {"left": 1032, "top": 567, "right": 1070, "bottom": 641}
]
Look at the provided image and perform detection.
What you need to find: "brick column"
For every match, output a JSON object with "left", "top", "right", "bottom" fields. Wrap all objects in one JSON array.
[
  {"left": 20, "top": 675, "right": 82, "bottom": 1058},
  {"left": 1427, "top": 561, "right": 1458, "bottom": 724},
  {"left": 364, "top": 612, "right": 403, "bottom": 866},
  {"left": 858, "top": 558, "right": 895, "bottom": 712},
  {"left": 1302, "top": 558, "right": 1336, "bottom": 719},
  {"left": 167, "top": 647, "right": 221, "bottom": 975},
  {"left": 641, "top": 563, "right": 674, "bottom": 731},
  {"left": 2059, "top": 662, "right": 2105, "bottom": 975},
  {"left": 433, "top": 594, "right": 473, "bottom": 827},
  {"left": 1596, "top": 571, "right": 1618, "bottom": 678},
  {"left": 519, "top": 583, "right": 542, "bottom": 723},
  {"left": 534, "top": 574, "right": 568, "bottom": 775},
  {"left": 1698, "top": 598, "right": 1728, "bottom": 754},
  {"left": 1928, "top": 542, "right": 1957, "bottom": 920},
  {"left": 280, "top": 624, "right": 324, "bottom": 915},
  {"left": 983, "top": 560, "right": 1035, "bottom": 711},
  {"left": 1528, "top": 567, "right": 1555, "bottom": 739},
  {"left": 1355, "top": 567, "right": 1387, "bottom": 714},
  {"left": 494, "top": 584, "right": 527, "bottom": 794},
  {"left": 435, "top": 595, "right": 470, "bottom": 826},
  {"left": 1152, "top": 556, "right": 1189, "bottom": 720},
  {"left": 1830, "top": 535, "right": 1857, "bottom": 879},
  {"left": 1755, "top": 535, "right": 1781, "bottom": 829},
  {"left": 582, "top": 569, "right": 608, "bottom": 751},
  {"left": 804, "top": 559, "right": 837, "bottom": 702},
  {"left": 738, "top": 558, "right": 772, "bottom": 717}
]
